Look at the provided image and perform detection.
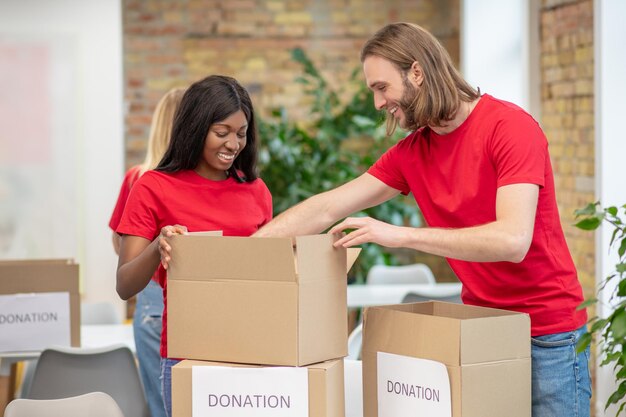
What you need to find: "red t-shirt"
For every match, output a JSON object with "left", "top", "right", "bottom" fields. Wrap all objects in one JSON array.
[
  {"left": 116, "top": 169, "right": 273, "bottom": 357},
  {"left": 109, "top": 165, "right": 161, "bottom": 284},
  {"left": 109, "top": 165, "right": 142, "bottom": 231},
  {"left": 368, "top": 94, "right": 586, "bottom": 336}
]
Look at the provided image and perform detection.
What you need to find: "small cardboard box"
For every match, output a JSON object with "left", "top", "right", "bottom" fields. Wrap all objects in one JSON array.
[
  {"left": 167, "top": 233, "right": 358, "bottom": 366},
  {"left": 172, "top": 358, "right": 344, "bottom": 417},
  {"left": 0, "top": 259, "right": 80, "bottom": 351},
  {"left": 362, "top": 301, "right": 531, "bottom": 417}
]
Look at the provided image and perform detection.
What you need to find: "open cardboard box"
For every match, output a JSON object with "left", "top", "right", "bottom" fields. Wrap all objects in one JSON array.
[
  {"left": 172, "top": 358, "right": 344, "bottom": 417},
  {"left": 0, "top": 259, "right": 80, "bottom": 351},
  {"left": 167, "top": 233, "right": 359, "bottom": 366},
  {"left": 362, "top": 301, "right": 531, "bottom": 417}
]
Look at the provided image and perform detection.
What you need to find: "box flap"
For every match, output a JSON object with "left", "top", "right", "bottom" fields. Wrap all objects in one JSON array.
[
  {"left": 346, "top": 248, "right": 361, "bottom": 273},
  {"left": 0, "top": 259, "right": 79, "bottom": 294},
  {"left": 460, "top": 313, "right": 530, "bottom": 363},
  {"left": 295, "top": 234, "right": 346, "bottom": 283},
  {"left": 424, "top": 302, "right": 530, "bottom": 363},
  {"left": 363, "top": 301, "right": 530, "bottom": 365},
  {"left": 168, "top": 235, "right": 296, "bottom": 282},
  {"left": 362, "top": 304, "right": 462, "bottom": 365},
  {"left": 186, "top": 230, "right": 223, "bottom": 236}
]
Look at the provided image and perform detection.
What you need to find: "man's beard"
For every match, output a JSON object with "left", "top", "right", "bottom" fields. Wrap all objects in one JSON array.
[{"left": 397, "top": 73, "right": 419, "bottom": 130}]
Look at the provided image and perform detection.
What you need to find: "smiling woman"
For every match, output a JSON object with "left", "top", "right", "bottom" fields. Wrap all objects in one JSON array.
[
  {"left": 197, "top": 110, "right": 248, "bottom": 181},
  {"left": 114, "top": 74, "right": 273, "bottom": 417}
]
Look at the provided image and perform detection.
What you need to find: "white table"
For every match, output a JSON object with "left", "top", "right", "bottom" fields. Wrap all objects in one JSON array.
[
  {"left": 347, "top": 282, "right": 462, "bottom": 308},
  {"left": 0, "top": 323, "right": 135, "bottom": 377},
  {"left": 80, "top": 323, "right": 135, "bottom": 352}
]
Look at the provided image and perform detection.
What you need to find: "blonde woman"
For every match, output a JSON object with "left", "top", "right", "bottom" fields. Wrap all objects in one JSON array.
[{"left": 109, "top": 87, "right": 185, "bottom": 417}]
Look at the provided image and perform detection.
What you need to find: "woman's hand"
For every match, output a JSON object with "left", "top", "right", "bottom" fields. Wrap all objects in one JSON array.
[{"left": 158, "top": 224, "right": 188, "bottom": 270}]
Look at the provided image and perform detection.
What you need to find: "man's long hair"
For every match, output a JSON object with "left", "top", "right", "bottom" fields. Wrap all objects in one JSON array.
[{"left": 361, "top": 22, "right": 480, "bottom": 134}]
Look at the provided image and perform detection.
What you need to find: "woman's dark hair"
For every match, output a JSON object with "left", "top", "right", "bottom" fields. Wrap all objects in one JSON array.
[{"left": 156, "top": 75, "right": 258, "bottom": 182}]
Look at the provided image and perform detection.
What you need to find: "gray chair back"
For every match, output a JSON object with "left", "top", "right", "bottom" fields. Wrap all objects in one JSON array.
[{"left": 25, "top": 344, "right": 148, "bottom": 417}]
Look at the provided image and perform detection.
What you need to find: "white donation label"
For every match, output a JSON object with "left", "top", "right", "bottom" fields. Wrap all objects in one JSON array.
[
  {"left": 0, "top": 292, "right": 71, "bottom": 352},
  {"left": 377, "top": 351, "right": 451, "bottom": 417},
  {"left": 192, "top": 366, "right": 309, "bottom": 417}
]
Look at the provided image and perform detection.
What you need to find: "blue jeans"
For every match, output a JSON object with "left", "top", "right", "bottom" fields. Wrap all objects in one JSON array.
[
  {"left": 531, "top": 325, "right": 591, "bottom": 417},
  {"left": 160, "top": 357, "right": 181, "bottom": 417},
  {"left": 134, "top": 280, "right": 166, "bottom": 417}
]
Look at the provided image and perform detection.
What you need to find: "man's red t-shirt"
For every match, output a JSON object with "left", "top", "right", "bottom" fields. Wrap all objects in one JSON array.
[
  {"left": 116, "top": 169, "right": 273, "bottom": 357},
  {"left": 368, "top": 94, "right": 586, "bottom": 336}
]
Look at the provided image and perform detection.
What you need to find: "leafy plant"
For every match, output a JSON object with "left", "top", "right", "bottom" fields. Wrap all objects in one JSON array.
[
  {"left": 257, "top": 48, "right": 421, "bottom": 283},
  {"left": 575, "top": 201, "right": 626, "bottom": 415}
]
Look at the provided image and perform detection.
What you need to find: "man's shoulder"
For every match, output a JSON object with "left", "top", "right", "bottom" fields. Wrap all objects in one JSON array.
[
  {"left": 396, "top": 129, "right": 423, "bottom": 148},
  {"left": 480, "top": 94, "right": 535, "bottom": 121}
]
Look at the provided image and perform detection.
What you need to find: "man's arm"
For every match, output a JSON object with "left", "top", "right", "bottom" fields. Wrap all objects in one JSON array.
[
  {"left": 253, "top": 173, "right": 401, "bottom": 238},
  {"left": 331, "top": 183, "right": 539, "bottom": 263}
]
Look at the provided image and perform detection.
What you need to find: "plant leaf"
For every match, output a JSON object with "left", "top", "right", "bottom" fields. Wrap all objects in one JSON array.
[
  {"left": 576, "top": 332, "right": 592, "bottom": 353},
  {"left": 619, "top": 237, "right": 626, "bottom": 258},
  {"left": 611, "top": 309, "right": 626, "bottom": 340},
  {"left": 577, "top": 298, "right": 597, "bottom": 310},
  {"left": 574, "top": 217, "right": 602, "bottom": 230},
  {"left": 605, "top": 381, "right": 626, "bottom": 408},
  {"left": 575, "top": 201, "right": 599, "bottom": 217}
]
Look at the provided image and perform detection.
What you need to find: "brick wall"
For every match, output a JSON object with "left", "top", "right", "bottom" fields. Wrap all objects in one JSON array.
[
  {"left": 540, "top": 0, "right": 595, "bottom": 302},
  {"left": 123, "top": 0, "right": 459, "bottom": 166},
  {"left": 123, "top": 0, "right": 598, "bottom": 289},
  {"left": 540, "top": 1, "right": 595, "bottom": 414},
  {"left": 122, "top": 0, "right": 461, "bottom": 282}
]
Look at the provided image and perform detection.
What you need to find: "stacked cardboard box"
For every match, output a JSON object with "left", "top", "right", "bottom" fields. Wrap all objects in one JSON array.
[
  {"left": 362, "top": 301, "right": 531, "bottom": 417},
  {"left": 168, "top": 234, "right": 356, "bottom": 417},
  {"left": 0, "top": 259, "right": 80, "bottom": 352}
]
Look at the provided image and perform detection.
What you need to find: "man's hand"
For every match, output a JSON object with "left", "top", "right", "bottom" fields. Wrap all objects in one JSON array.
[
  {"left": 158, "top": 224, "right": 188, "bottom": 270},
  {"left": 329, "top": 216, "right": 407, "bottom": 248}
]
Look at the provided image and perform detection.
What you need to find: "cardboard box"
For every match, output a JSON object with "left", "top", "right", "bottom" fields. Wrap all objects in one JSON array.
[
  {"left": 172, "top": 358, "right": 344, "bottom": 417},
  {"left": 167, "top": 233, "right": 358, "bottom": 366},
  {"left": 0, "top": 259, "right": 80, "bottom": 351},
  {"left": 362, "top": 301, "right": 531, "bottom": 417}
]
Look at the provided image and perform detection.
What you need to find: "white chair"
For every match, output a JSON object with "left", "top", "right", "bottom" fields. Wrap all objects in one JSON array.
[
  {"left": 366, "top": 263, "right": 436, "bottom": 285},
  {"left": 80, "top": 301, "right": 122, "bottom": 325},
  {"left": 25, "top": 344, "right": 149, "bottom": 417},
  {"left": 344, "top": 359, "right": 363, "bottom": 417},
  {"left": 347, "top": 322, "right": 363, "bottom": 360},
  {"left": 401, "top": 288, "right": 462, "bottom": 304},
  {"left": 4, "top": 392, "right": 125, "bottom": 417}
]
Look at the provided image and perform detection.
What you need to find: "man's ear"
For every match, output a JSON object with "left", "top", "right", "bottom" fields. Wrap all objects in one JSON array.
[{"left": 410, "top": 61, "right": 424, "bottom": 86}]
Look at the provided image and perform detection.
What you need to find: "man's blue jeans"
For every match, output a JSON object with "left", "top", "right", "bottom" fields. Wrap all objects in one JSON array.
[
  {"left": 160, "top": 357, "right": 181, "bottom": 417},
  {"left": 133, "top": 280, "right": 166, "bottom": 417},
  {"left": 531, "top": 325, "right": 591, "bottom": 417}
]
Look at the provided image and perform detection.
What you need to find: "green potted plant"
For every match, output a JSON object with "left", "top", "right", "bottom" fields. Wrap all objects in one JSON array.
[
  {"left": 257, "top": 48, "right": 422, "bottom": 283},
  {"left": 575, "top": 202, "right": 626, "bottom": 415}
]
